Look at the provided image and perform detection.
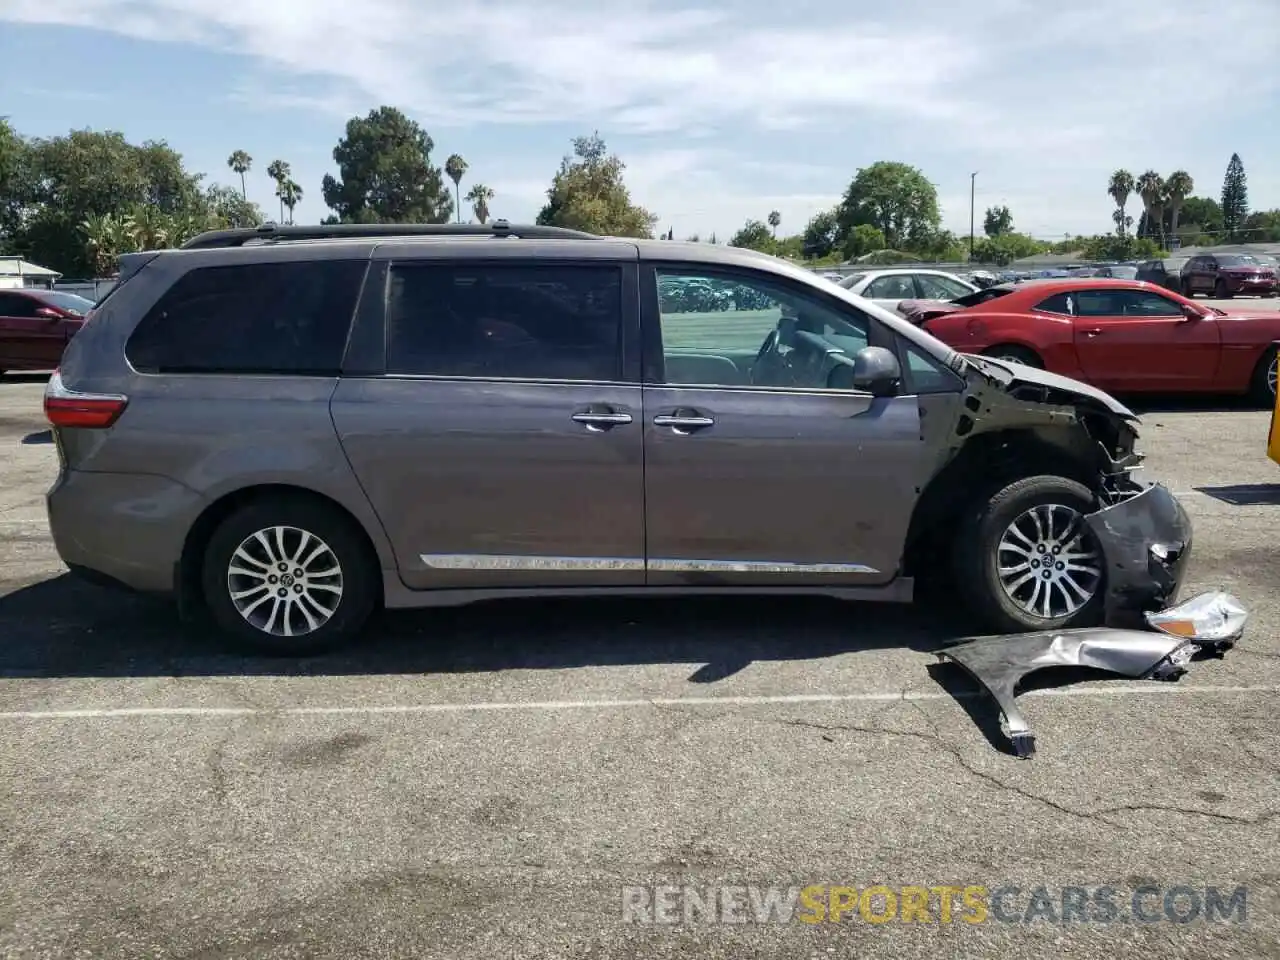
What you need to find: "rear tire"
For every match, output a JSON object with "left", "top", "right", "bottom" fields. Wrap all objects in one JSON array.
[
  {"left": 982, "top": 344, "right": 1042, "bottom": 368},
  {"left": 201, "top": 496, "right": 378, "bottom": 655},
  {"left": 1248, "top": 346, "right": 1278, "bottom": 408},
  {"left": 953, "top": 476, "right": 1106, "bottom": 633}
]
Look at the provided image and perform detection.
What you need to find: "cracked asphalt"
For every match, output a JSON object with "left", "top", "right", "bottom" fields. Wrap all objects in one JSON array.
[{"left": 2, "top": 364, "right": 1280, "bottom": 960}]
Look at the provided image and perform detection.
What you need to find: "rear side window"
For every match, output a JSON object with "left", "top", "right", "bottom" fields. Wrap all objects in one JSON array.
[
  {"left": 1034, "top": 292, "right": 1074, "bottom": 315},
  {"left": 126, "top": 260, "right": 367, "bottom": 375},
  {"left": 385, "top": 263, "right": 623, "bottom": 382}
]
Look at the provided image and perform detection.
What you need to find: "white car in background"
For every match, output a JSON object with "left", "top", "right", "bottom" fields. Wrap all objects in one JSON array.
[{"left": 837, "top": 268, "right": 979, "bottom": 313}]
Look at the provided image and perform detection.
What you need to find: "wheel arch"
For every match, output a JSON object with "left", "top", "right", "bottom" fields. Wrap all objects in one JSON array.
[
  {"left": 176, "top": 483, "right": 384, "bottom": 619},
  {"left": 902, "top": 429, "right": 1095, "bottom": 582}
]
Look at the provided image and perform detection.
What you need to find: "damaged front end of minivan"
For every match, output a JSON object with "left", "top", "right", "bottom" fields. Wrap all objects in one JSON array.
[{"left": 914, "top": 354, "right": 1247, "bottom": 756}]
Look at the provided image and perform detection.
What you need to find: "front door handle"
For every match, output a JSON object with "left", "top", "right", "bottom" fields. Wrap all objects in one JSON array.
[
  {"left": 571, "top": 407, "right": 633, "bottom": 432},
  {"left": 1083, "top": 328, "right": 1103, "bottom": 337},
  {"left": 653, "top": 412, "right": 715, "bottom": 434}
]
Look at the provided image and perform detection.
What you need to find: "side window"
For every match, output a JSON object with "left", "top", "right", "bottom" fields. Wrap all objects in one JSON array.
[
  {"left": 902, "top": 342, "right": 963, "bottom": 394},
  {"left": 0, "top": 294, "right": 38, "bottom": 318},
  {"left": 654, "top": 268, "right": 870, "bottom": 390},
  {"left": 864, "top": 275, "right": 916, "bottom": 300},
  {"left": 386, "top": 263, "right": 623, "bottom": 382},
  {"left": 1033, "top": 292, "right": 1074, "bottom": 315},
  {"left": 1117, "top": 291, "right": 1182, "bottom": 316},
  {"left": 916, "top": 274, "right": 972, "bottom": 299},
  {"left": 1074, "top": 290, "right": 1123, "bottom": 318},
  {"left": 126, "top": 260, "right": 366, "bottom": 375}
]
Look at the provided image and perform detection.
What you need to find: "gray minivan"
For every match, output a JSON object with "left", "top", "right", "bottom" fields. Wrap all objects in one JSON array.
[{"left": 44, "top": 222, "right": 1192, "bottom": 653}]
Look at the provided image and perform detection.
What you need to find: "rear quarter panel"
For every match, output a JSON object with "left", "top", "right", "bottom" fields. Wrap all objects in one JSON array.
[
  {"left": 1213, "top": 316, "right": 1280, "bottom": 390},
  {"left": 923, "top": 309, "right": 1082, "bottom": 375},
  {"left": 53, "top": 244, "right": 399, "bottom": 572}
]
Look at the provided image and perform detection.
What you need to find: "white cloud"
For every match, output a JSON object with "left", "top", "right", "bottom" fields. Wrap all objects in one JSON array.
[{"left": 2, "top": 0, "right": 1278, "bottom": 239}]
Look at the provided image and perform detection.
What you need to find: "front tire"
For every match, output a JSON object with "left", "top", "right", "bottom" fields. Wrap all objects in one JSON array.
[
  {"left": 1248, "top": 347, "right": 1278, "bottom": 408},
  {"left": 982, "top": 344, "right": 1043, "bottom": 368},
  {"left": 953, "top": 476, "right": 1106, "bottom": 632},
  {"left": 201, "top": 496, "right": 378, "bottom": 655}
]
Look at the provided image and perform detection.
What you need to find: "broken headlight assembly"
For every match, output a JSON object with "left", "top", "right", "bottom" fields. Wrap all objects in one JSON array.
[{"left": 1145, "top": 591, "right": 1248, "bottom": 653}]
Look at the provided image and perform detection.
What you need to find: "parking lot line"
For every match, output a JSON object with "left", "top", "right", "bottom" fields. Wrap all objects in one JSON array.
[{"left": 0, "top": 683, "right": 1275, "bottom": 721}]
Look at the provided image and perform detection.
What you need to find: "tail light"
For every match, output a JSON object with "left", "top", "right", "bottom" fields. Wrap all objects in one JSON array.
[{"left": 44, "top": 369, "right": 128, "bottom": 429}]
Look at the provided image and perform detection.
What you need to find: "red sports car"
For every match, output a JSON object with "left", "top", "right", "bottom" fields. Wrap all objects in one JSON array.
[{"left": 902, "top": 278, "right": 1280, "bottom": 404}]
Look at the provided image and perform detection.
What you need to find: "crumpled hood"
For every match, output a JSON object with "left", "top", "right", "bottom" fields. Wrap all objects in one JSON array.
[{"left": 964, "top": 354, "right": 1139, "bottom": 421}]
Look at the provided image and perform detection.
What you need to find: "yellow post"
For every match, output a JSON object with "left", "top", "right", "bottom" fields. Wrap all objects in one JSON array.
[{"left": 1269, "top": 387, "right": 1280, "bottom": 466}]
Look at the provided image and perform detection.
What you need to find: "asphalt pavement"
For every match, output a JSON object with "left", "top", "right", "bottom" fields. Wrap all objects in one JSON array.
[{"left": 2, "top": 314, "right": 1279, "bottom": 959}]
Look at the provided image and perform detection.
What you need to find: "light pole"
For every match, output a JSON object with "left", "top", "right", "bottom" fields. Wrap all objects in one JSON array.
[{"left": 969, "top": 171, "right": 978, "bottom": 260}]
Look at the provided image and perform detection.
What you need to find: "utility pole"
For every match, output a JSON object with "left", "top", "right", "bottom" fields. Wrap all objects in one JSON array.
[{"left": 969, "top": 171, "right": 978, "bottom": 260}]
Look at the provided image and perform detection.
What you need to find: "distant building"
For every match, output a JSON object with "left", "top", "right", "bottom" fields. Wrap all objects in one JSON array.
[{"left": 0, "top": 258, "right": 61, "bottom": 290}]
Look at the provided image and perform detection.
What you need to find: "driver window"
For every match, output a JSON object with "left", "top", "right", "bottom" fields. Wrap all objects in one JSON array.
[{"left": 654, "top": 268, "right": 870, "bottom": 390}]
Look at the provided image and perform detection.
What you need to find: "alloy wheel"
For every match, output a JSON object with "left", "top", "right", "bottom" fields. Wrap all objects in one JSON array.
[
  {"left": 226, "top": 525, "right": 344, "bottom": 637},
  {"left": 1268, "top": 355, "right": 1278, "bottom": 400},
  {"left": 996, "top": 503, "right": 1102, "bottom": 620}
]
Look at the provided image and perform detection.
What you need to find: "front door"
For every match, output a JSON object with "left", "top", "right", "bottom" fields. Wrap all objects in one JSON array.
[
  {"left": 1072, "top": 288, "right": 1220, "bottom": 390},
  {"left": 332, "top": 257, "right": 646, "bottom": 590},
  {"left": 640, "top": 263, "right": 924, "bottom": 587}
]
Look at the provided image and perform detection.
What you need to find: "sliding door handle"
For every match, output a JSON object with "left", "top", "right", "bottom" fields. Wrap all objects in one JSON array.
[{"left": 653, "top": 414, "right": 715, "bottom": 434}]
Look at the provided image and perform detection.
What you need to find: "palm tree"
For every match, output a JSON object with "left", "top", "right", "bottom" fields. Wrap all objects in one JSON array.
[
  {"left": 81, "top": 213, "right": 139, "bottom": 276},
  {"left": 277, "top": 179, "right": 303, "bottom": 225},
  {"left": 1165, "top": 170, "right": 1194, "bottom": 237},
  {"left": 1136, "top": 170, "right": 1165, "bottom": 243},
  {"left": 445, "top": 154, "right": 468, "bottom": 223},
  {"left": 227, "top": 150, "right": 253, "bottom": 200},
  {"left": 768, "top": 210, "right": 781, "bottom": 237},
  {"left": 465, "top": 183, "right": 494, "bottom": 224},
  {"left": 266, "top": 160, "right": 291, "bottom": 223},
  {"left": 1107, "top": 170, "right": 1135, "bottom": 236},
  {"left": 127, "top": 205, "right": 171, "bottom": 251}
]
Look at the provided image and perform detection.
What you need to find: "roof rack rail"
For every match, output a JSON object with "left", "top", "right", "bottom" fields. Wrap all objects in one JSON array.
[{"left": 179, "top": 219, "right": 601, "bottom": 250}]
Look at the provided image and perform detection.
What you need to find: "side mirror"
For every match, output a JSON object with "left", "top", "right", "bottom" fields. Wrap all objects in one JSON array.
[
  {"left": 34, "top": 307, "right": 61, "bottom": 319},
  {"left": 1181, "top": 303, "right": 1201, "bottom": 321},
  {"left": 849, "top": 345, "right": 901, "bottom": 397}
]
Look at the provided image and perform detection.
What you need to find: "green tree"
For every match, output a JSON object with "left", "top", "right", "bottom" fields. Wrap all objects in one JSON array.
[
  {"left": 277, "top": 179, "right": 303, "bottom": 225},
  {"left": 536, "top": 132, "right": 656, "bottom": 237},
  {"left": 16, "top": 128, "right": 206, "bottom": 275},
  {"left": 465, "top": 182, "right": 494, "bottom": 224},
  {"left": 801, "top": 210, "right": 839, "bottom": 260},
  {"left": 1135, "top": 171, "right": 1165, "bottom": 243},
  {"left": 982, "top": 205, "right": 1013, "bottom": 237},
  {"left": 836, "top": 161, "right": 939, "bottom": 252},
  {"left": 1164, "top": 170, "right": 1193, "bottom": 236},
  {"left": 729, "top": 219, "right": 774, "bottom": 252},
  {"left": 1221, "top": 153, "right": 1248, "bottom": 240},
  {"left": 204, "top": 183, "right": 265, "bottom": 229},
  {"left": 767, "top": 210, "right": 781, "bottom": 237},
  {"left": 971, "top": 232, "right": 1048, "bottom": 266},
  {"left": 1241, "top": 210, "right": 1280, "bottom": 243},
  {"left": 1107, "top": 169, "right": 1135, "bottom": 237},
  {"left": 842, "top": 223, "right": 887, "bottom": 260},
  {"left": 445, "top": 154, "right": 468, "bottom": 223},
  {"left": 1080, "top": 234, "right": 1165, "bottom": 261},
  {"left": 321, "top": 106, "right": 453, "bottom": 224},
  {"left": 266, "top": 159, "right": 291, "bottom": 223},
  {"left": 0, "top": 119, "right": 31, "bottom": 252},
  {"left": 227, "top": 150, "right": 252, "bottom": 200}
]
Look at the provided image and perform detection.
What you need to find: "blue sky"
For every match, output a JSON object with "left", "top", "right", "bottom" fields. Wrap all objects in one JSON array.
[{"left": 1, "top": 0, "right": 1277, "bottom": 241}]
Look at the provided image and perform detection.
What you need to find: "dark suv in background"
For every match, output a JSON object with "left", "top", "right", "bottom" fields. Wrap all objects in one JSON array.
[
  {"left": 1181, "top": 253, "right": 1279, "bottom": 298},
  {"left": 44, "top": 222, "right": 1193, "bottom": 653},
  {"left": 1134, "top": 258, "right": 1187, "bottom": 293}
]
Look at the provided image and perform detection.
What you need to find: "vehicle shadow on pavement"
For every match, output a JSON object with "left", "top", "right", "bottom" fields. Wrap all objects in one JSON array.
[
  {"left": 1120, "top": 394, "right": 1264, "bottom": 415},
  {"left": 0, "top": 573, "right": 970, "bottom": 681}
]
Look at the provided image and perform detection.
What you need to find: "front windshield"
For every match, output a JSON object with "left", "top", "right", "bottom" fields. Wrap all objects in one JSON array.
[{"left": 1217, "top": 255, "right": 1259, "bottom": 267}]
